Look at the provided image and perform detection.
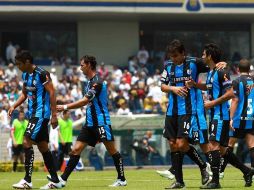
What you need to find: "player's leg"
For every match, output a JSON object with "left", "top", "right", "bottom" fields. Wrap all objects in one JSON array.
[
  {"left": 163, "top": 116, "right": 185, "bottom": 189},
  {"left": 12, "top": 145, "right": 18, "bottom": 172},
  {"left": 246, "top": 133, "right": 254, "bottom": 169},
  {"left": 12, "top": 136, "right": 34, "bottom": 189},
  {"left": 103, "top": 141, "right": 127, "bottom": 186},
  {"left": 57, "top": 143, "right": 65, "bottom": 170}
]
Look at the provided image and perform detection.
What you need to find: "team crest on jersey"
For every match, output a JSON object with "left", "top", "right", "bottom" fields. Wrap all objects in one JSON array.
[
  {"left": 210, "top": 77, "right": 214, "bottom": 83},
  {"left": 187, "top": 69, "right": 191, "bottom": 75},
  {"left": 246, "top": 84, "right": 254, "bottom": 95},
  {"left": 33, "top": 80, "right": 37, "bottom": 86}
]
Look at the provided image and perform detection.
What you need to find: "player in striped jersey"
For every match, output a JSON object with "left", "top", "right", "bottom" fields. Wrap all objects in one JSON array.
[
  {"left": 220, "top": 59, "right": 254, "bottom": 183},
  {"left": 161, "top": 39, "right": 212, "bottom": 189},
  {"left": 8, "top": 50, "right": 61, "bottom": 189},
  {"left": 54, "top": 55, "right": 126, "bottom": 187},
  {"left": 190, "top": 43, "right": 254, "bottom": 188}
]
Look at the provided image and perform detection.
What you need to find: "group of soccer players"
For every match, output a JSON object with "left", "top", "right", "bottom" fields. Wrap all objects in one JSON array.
[
  {"left": 8, "top": 51, "right": 126, "bottom": 189},
  {"left": 6, "top": 40, "right": 254, "bottom": 190},
  {"left": 160, "top": 40, "right": 254, "bottom": 189}
]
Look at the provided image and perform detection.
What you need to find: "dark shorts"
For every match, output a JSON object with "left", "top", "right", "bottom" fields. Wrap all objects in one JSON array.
[
  {"left": 209, "top": 119, "right": 229, "bottom": 147},
  {"left": 58, "top": 142, "right": 72, "bottom": 155},
  {"left": 163, "top": 115, "right": 199, "bottom": 142},
  {"left": 12, "top": 144, "right": 24, "bottom": 156},
  {"left": 77, "top": 125, "right": 114, "bottom": 147},
  {"left": 25, "top": 117, "right": 49, "bottom": 143}
]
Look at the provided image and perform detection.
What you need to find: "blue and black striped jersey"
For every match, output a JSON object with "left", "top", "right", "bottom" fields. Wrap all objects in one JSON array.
[
  {"left": 160, "top": 57, "right": 208, "bottom": 116},
  {"left": 232, "top": 74, "right": 254, "bottom": 129},
  {"left": 206, "top": 69, "right": 232, "bottom": 120},
  {"left": 196, "top": 89, "right": 207, "bottom": 130},
  {"left": 84, "top": 73, "right": 111, "bottom": 127},
  {"left": 22, "top": 66, "right": 51, "bottom": 119}
]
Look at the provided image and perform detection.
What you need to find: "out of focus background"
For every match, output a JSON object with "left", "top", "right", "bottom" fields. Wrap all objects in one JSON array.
[{"left": 0, "top": 0, "right": 253, "bottom": 171}]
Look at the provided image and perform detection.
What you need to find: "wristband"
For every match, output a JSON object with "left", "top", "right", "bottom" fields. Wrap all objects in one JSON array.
[{"left": 63, "top": 105, "right": 68, "bottom": 110}]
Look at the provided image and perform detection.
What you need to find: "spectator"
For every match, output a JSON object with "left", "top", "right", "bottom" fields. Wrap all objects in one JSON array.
[
  {"left": 5, "top": 63, "right": 18, "bottom": 81},
  {"left": 117, "top": 101, "right": 132, "bottom": 115},
  {"left": 0, "top": 103, "right": 9, "bottom": 129},
  {"left": 137, "top": 45, "right": 149, "bottom": 66},
  {"left": 143, "top": 93, "right": 156, "bottom": 114},
  {"left": 5, "top": 41, "right": 16, "bottom": 63},
  {"left": 98, "top": 62, "right": 109, "bottom": 80}
]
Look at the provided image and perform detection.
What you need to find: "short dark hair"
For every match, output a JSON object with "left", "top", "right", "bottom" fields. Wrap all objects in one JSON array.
[
  {"left": 166, "top": 39, "right": 185, "bottom": 54},
  {"left": 63, "top": 110, "right": 69, "bottom": 115},
  {"left": 238, "top": 58, "right": 250, "bottom": 73},
  {"left": 81, "top": 55, "right": 97, "bottom": 70},
  {"left": 204, "top": 43, "right": 222, "bottom": 63},
  {"left": 15, "top": 50, "right": 33, "bottom": 64}
]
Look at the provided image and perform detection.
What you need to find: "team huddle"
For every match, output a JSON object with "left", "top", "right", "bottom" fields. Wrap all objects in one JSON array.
[
  {"left": 159, "top": 40, "right": 254, "bottom": 189},
  {"left": 7, "top": 39, "right": 254, "bottom": 189}
]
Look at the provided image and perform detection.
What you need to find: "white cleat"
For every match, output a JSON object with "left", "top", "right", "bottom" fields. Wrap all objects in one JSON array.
[
  {"left": 40, "top": 181, "right": 62, "bottom": 189},
  {"left": 47, "top": 175, "right": 66, "bottom": 187},
  {"left": 156, "top": 170, "right": 175, "bottom": 180},
  {"left": 109, "top": 179, "right": 127, "bottom": 187},
  {"left": 12, "top": 179, "right": 33, "bottom": 189},
  {"left": 206, "top": 162, "right": 213, "bottom": 176},
  {"left": 219, "top": 172, "right": 224, "bottom": 179}
]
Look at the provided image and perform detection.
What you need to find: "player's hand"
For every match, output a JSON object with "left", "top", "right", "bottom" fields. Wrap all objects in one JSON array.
[
  {"left": 172, "top": 86, "right": 188, "bottom": 97},
  {"left": 56, "top": 105, "right": 64, "bottom": 112},
  {"left": 215, "top": 62, "right": 227, "bottom": 70},
  {"left": 51, "top": 115, "right": 58, "bottom": 129},
  {"left": 8, "top": 106, "right": 15, "bottom": 118},
  {"left": 204, "top": 100, "right": 214, "bottom": 109},
  {"left": 185, "top": 79, "right": 196, "bottom": 89},
  {"left": 229, "top": 119, "right": 235, "bottom": 131},
  {"left": 61, "top": 142, "right": 66, "bottom": 146},
  {"left": 13, "top": 143, "right": 18, "bottom": 147}
]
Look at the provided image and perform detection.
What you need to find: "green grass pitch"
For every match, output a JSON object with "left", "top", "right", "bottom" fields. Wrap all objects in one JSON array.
[{"left": 0, "top": 167, "right": 251, "bottom": 190}]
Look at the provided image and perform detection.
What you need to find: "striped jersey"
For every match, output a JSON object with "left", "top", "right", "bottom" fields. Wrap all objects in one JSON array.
[
  {"left": 232, "top": 74, "right": 254, "bottom": 129},
  {"left": 22, "top": 66, "right": 51, "bottom": 119},
  {"left": 160, "top": 57, "right": 208, "bottom": 116},
  {"left": 84, "top": 73, "right": 111, "bottom": 127},
  {"left": 206, "top": 69, "right": 232, "bottom": 120}
]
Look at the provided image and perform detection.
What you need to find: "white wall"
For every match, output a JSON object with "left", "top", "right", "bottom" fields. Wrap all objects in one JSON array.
[{"left": 78, "top": 21, "right": 139, "bottom": 66}]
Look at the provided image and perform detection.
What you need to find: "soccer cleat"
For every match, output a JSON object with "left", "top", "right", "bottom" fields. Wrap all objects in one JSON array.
[
  {"left": 165, "top": 181, "right": 185, "bottom": 189},
  {"left": 40, "top": 181, "right": 62, "bottom": 189},
  {"left": 109, "top": 179, "right": 127, "bottom": 187},
  {"left": 47, "top": 175, "right": 66, "bottom": 187},
  {"left": 243, "top": 169, "right": 254, "bottom": 187},
  {"left": 205, "top": 163, "right": 213, "bottom": 177},
  {"left": 12, "top": 179, "right": 33, "bottom": 189},
  {"left": 156, "top": 170, "right": 175, "bottom": 180},
  {"left": 201, "top": 168, "right": 212, "bottom": 185},
  {"left": 219, "top": 172, "right": 224, "bottom": 179},
  {"left": 200, "top": 182, "right": 221, "bottom": 189}
]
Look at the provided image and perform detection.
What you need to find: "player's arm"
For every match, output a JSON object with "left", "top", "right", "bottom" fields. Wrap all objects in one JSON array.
[
  {"left": 230, "top": 80, "right": 240, "bottom": 131},
  {"left": 8, "top": 85, "right": 27, "bottom": 117},
  {"left": 43, "top": 72, "right": 58, "bottom": 128},
  {"left": 185, "top": 79, "right": 207, "bottom": 91},
  {"left": 57, "top": 82, "right": 102, "bottom": 111},
  {"left": 160, "top": 68, "right": 188, "bottom": 97},
  {"left": 196, "top": 58, "right": 227, "bottom": 73}
]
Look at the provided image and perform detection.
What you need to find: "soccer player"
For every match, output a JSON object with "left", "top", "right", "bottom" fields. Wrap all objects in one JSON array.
[
  {"left": 57, "top": 110, "right": 73, "bottom": 171},
  {"left": 221, "top": 59, "right": 254, "bottom": 183},
  {"left": 161, "top": 39, "right": 212, "bottom": 189},
  {"left": 190, "top": 43, "right": 254, "bottom": 188},
  {"left": 8, "top": 50, "right": 61, "bottom": 189},
  {"left": 52, "top": 55, "right": 127, "bottom": 187},
  {"left": 11, "top": 111, "right": 28, "bottom": 172}
]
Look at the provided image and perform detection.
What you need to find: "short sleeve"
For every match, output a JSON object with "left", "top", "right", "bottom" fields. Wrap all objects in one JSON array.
[
  {"left": 160, "top": 68, "right": 170, "bottom": 85},
  {"left": 85, "top": 81, "right": 103, "bottom": 101},
  {"left": 218, "top": 70, "right": 232, "bottom": 90},
  {"left": 40, "top": 71, "right": 51, "bottom": 85}
]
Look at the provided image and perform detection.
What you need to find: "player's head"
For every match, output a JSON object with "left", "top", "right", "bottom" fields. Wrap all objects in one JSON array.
[
  {"left": 15, "top": 50, "right": 33, "bottom": 72},
  {"left": 18, "top": 111, "right": 25, "bottom": 121},
  {"left": 63, "top": 110, "right": 70, "bottom": 119},
  {"left": 80, "top": 55, "right": 97, "bottom": 75},
  {"left": 202, "top": 43, "right": 222, "bottom": 64},
  {"left": 238, "top": 58, "right": 250, "bottom": 73},
  {"left": 166, "top": 39, "right": 185, "bottom": 65}
]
